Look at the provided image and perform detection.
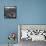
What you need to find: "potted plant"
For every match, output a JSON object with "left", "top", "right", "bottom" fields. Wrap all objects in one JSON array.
[{"left": 8, "top": 32, "right": 16, "bottom": 46}]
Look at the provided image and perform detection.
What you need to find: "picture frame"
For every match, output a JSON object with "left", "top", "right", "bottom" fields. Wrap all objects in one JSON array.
[
  {"left": 18, "top": 24, "right": 46, "bottom": 41},
  {"left": 4, "top": 6, "right": 17, "bottom": 19}
]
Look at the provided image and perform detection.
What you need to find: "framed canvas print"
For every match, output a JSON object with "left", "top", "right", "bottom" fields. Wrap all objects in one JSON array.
[
  {"left": 4, "top": 6, "right": 17, "bottom": 19},
  {"left": 18, "top": 24, "right": 46, "bottom": 41}
]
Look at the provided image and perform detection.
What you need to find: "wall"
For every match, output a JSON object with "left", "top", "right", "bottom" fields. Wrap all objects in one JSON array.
[{"left": 0, "top": 0, "right": 46, "bottom": 44}]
